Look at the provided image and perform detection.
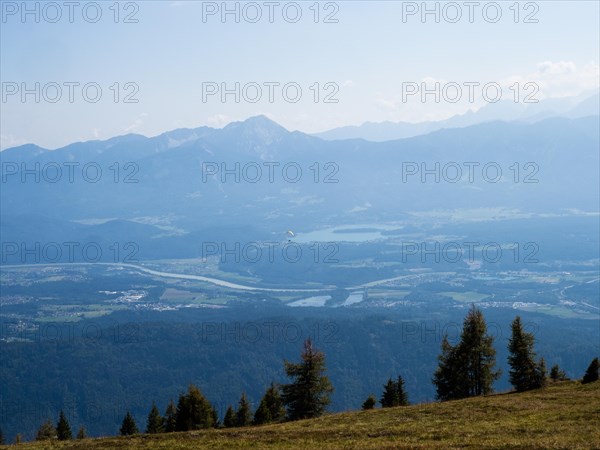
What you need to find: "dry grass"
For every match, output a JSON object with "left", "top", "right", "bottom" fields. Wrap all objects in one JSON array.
[{"left": 6, "top": 381, "right": 600, "bottom": 449}]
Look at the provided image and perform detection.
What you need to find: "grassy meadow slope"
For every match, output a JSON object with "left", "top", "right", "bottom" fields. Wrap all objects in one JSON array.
[{"left": 5, "top": 381, "right": 600, "bottom": 449}]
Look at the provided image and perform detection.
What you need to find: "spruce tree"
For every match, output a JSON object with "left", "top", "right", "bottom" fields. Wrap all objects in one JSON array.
[
  {"left": 282, "top": 338, "right": 334, "bottom": 420},
  {"left": 433, "top": 335, "right": 464, "bottom": 401},
  {"left": 459, "top": 305, "right": 500, "bottom": 396},
  {"left": 163, "top": 400, "right": 177, "bottom": 432},
  {"left": 146, "top": 402, "right": 164, "bottom": 434},
  {"left": 56, "top": 410, "right": 72, "bottom": 440},
  {"left": 236, "top": 393, "right": 252, "bottom": 427},
  {"left": 211, "top": 404, "right": 220, "bottom": 428},
  {"left": 36, "top": 419, "right": 56, "bottom": 440},
  {"left": 175, "top": 385, "right": 214, "bottom": 431},
  {"left": 76, "top": 426, "right": 87, "bottom": 439},
  {"left": 433, "top": 306, "right": 499, "bottom": 400},
  {"left": 223, "top": 405, "right": 236, "bottom": 428},
  {"left": 361, "top": 395, "right": 376, "bottom": 410},
  {"left": 253, "top": 382, "right": 285, "bottom": 425},
  {"left": 119, "top": 411, "right": 139, "bottom": 436},
  {"left": 549, "top": 364, "right": 568, "bottom": 381},
  {"left": 397, "top": 375, "right": 409, "bottom": 406},
  {"left": 508, "top": 316, "right": 542, "bottom": 391},
  {"left": 582, "top": 357, "right": 599, "bottom": 384},
  {"left": 380, "top": 378, "right": 399, "bottom": 407},
  {"left": 253, "top": 400, "right": 271, "bottom": 425},
  {"left": 534, "top": 357, "right": 547, "bottom": 389}
]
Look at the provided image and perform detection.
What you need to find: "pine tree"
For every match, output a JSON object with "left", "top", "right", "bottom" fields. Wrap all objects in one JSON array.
[
  {"left": 550, "top": 364, "right": 568, "bottom": 381},
  {"left": 433, "top": 335, "right": 465, "bottom": 401},
  {"left": 508, "top": 316, "right": 541, "bottom": 391},
  {"left": 36, "top": 420, "right": 56, "bottom": 441},
  {"left": 175, "top": 392, "right": 190, "bottom": 431},
  {"left": 397, "top": 375, "right": 409, "bottom": 406},
  {"left": 534, "top": 357, "right": 547, "bottom": 389},
  {"left": 223, "top": 405, "right": 236, "bottom": 428},
  {"left": 380, "top": 378, "right": 399, "bottom": 407},
  {"left": 36, "top": 419, "right": 56, "bottom": 440},
  {"left": 163, "top": 400, "right": 177, "bottom": 432},
  {"left": 433, "top": 306, "right": 499, "bottom": 400},
  {"left": 361, "top": 395, "right": 376, "bottom": 410},
  {"left": 0, "top": 426, "right": 4, "bottom": 445},
  {"left": 582, "top": 357, "right": 599, "bottom": 384},
  {"left": 56, "top": 410, "right": 72, "bottom": 440},
  {"left": 253, "top": 382, "right": 286, "bottom": 425},
  {"left": 459, "top": 305, "right": 500, "bottom": 396},
  {"left": 76, "top": 426, "right": 87, "bottom": 439},
  {"left": 211, "top": 404, "right": 220, "bottom": 428},
  {"left": 236, "top": 393, "right": 252, "bottom": 427},
  {"left": 175, "top": 385, "right": 214, "bottom": 431},
  {"left": 380, "top": 375, "right": 409, "bottom": 407},
  {"left": 282, "top": 338, "right": 334, "bottom": 420},
  {"left": 119, "top": 411, "right": 139, "bottom": 436},
  {"left": 145, "top": 402, "right": 164, "bottom": 434},
  {"left": 253, "top": 400, "right": 272, "bottom": 425}
]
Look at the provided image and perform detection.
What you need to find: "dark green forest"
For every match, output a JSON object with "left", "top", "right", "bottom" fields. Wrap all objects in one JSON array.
[{"left": 1, "top": 306, "right": 598, "bottom": 442}]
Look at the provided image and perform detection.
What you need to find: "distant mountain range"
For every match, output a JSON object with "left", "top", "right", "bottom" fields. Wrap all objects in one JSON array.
[
  {"left": 314, "top": 91, "right": 599, "bottom": 142},
  {"left": 1, "top": 113, "right": 598, "bottom": 262}
]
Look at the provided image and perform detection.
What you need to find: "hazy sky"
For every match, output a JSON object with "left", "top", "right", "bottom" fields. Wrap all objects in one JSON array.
[{"left": 1, "top": 0, "right": 599, "bottom": 149}]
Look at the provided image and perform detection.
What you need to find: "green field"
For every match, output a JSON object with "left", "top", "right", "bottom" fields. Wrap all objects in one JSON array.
[{"left": 6, "top": 381, "right": 599, "bottom": 449}]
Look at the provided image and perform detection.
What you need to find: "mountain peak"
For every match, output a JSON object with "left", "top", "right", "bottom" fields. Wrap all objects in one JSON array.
[
  {"left": 227, "top": 115, "right": 288, "bottom": 132},
  {"left": 222, "top": 115, "right": 289, "bottom": 147}
]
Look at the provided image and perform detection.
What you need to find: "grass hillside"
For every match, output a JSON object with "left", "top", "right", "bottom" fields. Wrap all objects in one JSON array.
[{"left": 5, "top": 381, "right": 600, "bottom": 449}]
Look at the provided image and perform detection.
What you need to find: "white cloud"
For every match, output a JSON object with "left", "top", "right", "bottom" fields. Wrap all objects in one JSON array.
[
  {"left": 347, "top": 202, "right": 372, "bottom": 213},
  {"left": 206, "top": 114, "right": 231, "bottom": 128},
  {"left": 124, "top": 113, "right": 149, "bottom": 133},
  {"left": 501, "top": 60, "right": 599, "bottom": 98}
]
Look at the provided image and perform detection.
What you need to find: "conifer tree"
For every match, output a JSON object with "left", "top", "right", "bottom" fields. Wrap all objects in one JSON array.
[
  {"left": 460, "top": 305, "right": 500, "bottom": 396},
  {"left": 361, "top": 395, "right": 376, "bottom": 410},
  {"left": 433, "top": 306, "right": 499, "bottom": 400},
  {"left": 223, "top": 405, "right": 236, "bottom": 428},
  {"left": 550, "top": 364, "right": 567, "bottom": 381},
  {"left": 15, "top": 434, "right": 22, "bottom": 444},
  {"left": 433, "top": 335, "right": 464, "bottom": 401},
  {"left": 397, "top": 375, "right": 409, "bottom": 406},
  {"left": 253, "top": 382, "right": 285, "bottom": 425},
  {"left": 76, "top": 426, "right": 87, "bottom": 439},
  {"left": 36, "top": 419, "right": 56, "bottom": 441},
  {"left": 535, "top": 357, "right": 547, "bottom": 389},
  {"left": 0, "top": 426, "right": 4, "bottom": 445},
  {"left": 163, "top": 400, "right": 177, "bottom": 432},
  {"left": 508, "top": 316, "right": 544, "bottom": 391},
  {"left": 282, "top": 338, "right": 334, "bottom": 420},
  {"left": 380, "top": 378, "right": 399, "bottom": 407},
  {"left": 119, "top": 411, "right": 139, "bottom": 436},
  {"left": 175, "top": 385, "right": 214, "bottom": 431},
  {"left": 236, "top": 393, "right": 252, "bottom": 427},
  {"left": 146, "top": 402, "right": 164, "bottom": 434},
  {"left": 210, "top": 404, "right": 220, "bottom": 428},
  {"left": 582, "top": 357, "right": 599, "bottom": 384},
  {"left": 380, "top": 375, "right": 409, "bottom": 407},
  {"left": 253, "top": 400, "right": 271, "bottom": 426},
  {"left": 56, "top": 410, "right": 72, "bottom": 440}
]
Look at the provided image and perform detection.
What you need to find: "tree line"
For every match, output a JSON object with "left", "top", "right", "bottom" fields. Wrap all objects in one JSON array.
[{"left": 10, "top": 305, "right": 599, "bottom": 444}]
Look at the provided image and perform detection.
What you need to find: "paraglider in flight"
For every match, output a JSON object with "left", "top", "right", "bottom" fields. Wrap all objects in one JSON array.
[{"left": 287, "top": 230, "right": 295, "bottom": 242}]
